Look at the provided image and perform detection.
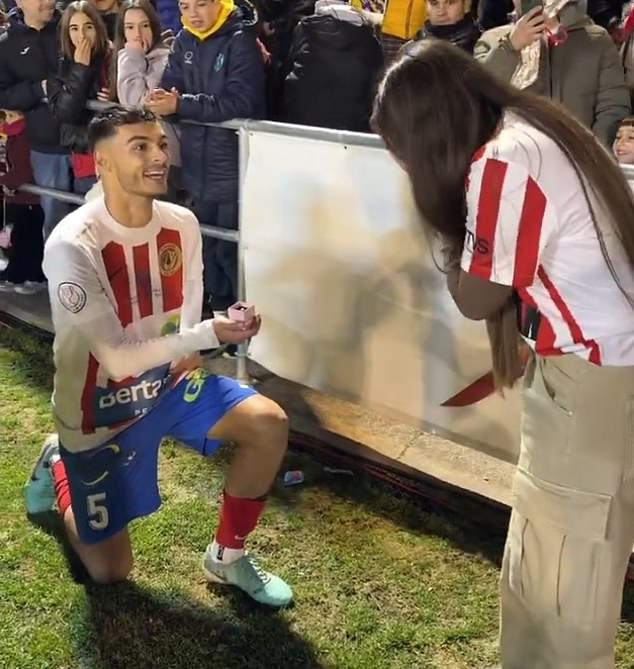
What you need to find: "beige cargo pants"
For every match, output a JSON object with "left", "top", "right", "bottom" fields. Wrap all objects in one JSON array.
[{"left": 500, "top": 353, "right": 634, "bottom": 669}]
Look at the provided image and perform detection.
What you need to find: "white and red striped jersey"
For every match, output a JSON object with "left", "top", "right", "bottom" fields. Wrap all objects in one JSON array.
[
  {"left": 461, "top": 113, "right": 634, "bottom": 366},
  {"left": 43, "top": 196, "right": 219, "bottom": 452}
]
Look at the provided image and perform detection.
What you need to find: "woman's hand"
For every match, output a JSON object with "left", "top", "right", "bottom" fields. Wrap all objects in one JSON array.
[
  {"left": 74, "top": 36, "right": 92, "bottom": 66},
  {"left": 126, "top": 36, "right": 150, "bottom": 53},
  {"left": 509, "top": 6, "right": 545, "bottom": 51},
  {"left": 96, "top": 87, "right": 110, "bottom": 102}
]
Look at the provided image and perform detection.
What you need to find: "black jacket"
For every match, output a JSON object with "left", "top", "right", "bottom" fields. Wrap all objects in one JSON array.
[
  {"left": 48, "top": 55, "right": 107, "bottom": 155},
  {"left": 283, "top": 14, "right": 383, "bottom": 132},
  {"left": 416, "top": 16, "right": 481, "bottom": 53},
  {"left": 0, "top": 9, "right": 65, "bottom": 153}
]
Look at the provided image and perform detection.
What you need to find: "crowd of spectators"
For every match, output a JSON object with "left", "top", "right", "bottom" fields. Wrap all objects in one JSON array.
[{"left": 1, "top": 0, "right": 634, "bottom": 309}]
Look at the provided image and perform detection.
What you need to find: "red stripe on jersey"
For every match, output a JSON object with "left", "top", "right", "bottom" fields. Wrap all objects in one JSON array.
[
  {"left": 156, "top": 228, "right": 184, "bottom": 313},
  {"left": 469, "top": 159, "right": 508, "bottom": 280},
  {"left": 513, "top": 177, "right": 546, "bottom": 287},
  {"left": 102, "top": 241, "right": 133, "bottom": 327},
  {"left": 536, "top": 266, "right": 601, "bottom": 362},
  {"left": 132, "top": 243, "right": 153, "bottom": 319},
  {"left": 80, "top": 354, "right": 99, "bottom": 434}
]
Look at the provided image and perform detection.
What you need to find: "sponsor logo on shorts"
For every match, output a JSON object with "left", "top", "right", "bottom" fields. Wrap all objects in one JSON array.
[
  {"left": 183, "top": 368, "right": 208, "bottom": 403},
  {"left": 91, "top": 364, "right": 171, "bottom": 428},
  {"left": 57, "top": 282, "right": 87, "bottom": 314},
  {"left": 158, "top": 243, "right": 182, "bottom": 277}
]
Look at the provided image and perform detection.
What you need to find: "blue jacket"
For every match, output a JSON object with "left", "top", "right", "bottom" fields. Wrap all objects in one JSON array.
[
  {"left": 161, "top": 1, "right": 266, "bottom": 203},
  {"left": 154, "top": 0, "right": 182, "bottom": 35}
]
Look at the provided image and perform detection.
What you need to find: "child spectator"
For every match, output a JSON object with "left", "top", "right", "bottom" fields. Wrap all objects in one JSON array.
[
  {"left": 283, "top": 0, "right": 383, "bottom": 131},
  {"left": 415, "top": 0, "right": 480, "bottom": 52},
  {"left": 114, "top": 0, "right": 181, "bottom": 190},
  {"left": 48, "top": 1, "right": 112, "bottom": 196},
  {"left": 147, "top": 0, "right": 266, "bottom": 313},
  {"left": 0, "top": 109, "right": 46, "bottom": 294},
  {"left": 89, "top": 0, "right": 121, "bottom": 39},
  {"left": 613, "top": 116, "right": 634, "bottom": 163}
]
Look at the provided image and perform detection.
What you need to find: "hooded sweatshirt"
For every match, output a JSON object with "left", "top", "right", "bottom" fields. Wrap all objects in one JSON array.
[
  {"left": 160, "top": 0, "right": 266, "bottom": 203},
  {"left": 474, "top": 0, "right": 631, "bottom": 145},
  {"left": 283, "top": 0, "right": 383, "bottom": 131},
  {"left": 0, "top": 8, "right": 65, "bottom": 153}
]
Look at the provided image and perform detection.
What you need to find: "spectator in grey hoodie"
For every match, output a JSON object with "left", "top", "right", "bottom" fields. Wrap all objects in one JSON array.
[{"left": 114, "top": 0, "right": 181, "bottom": 173}]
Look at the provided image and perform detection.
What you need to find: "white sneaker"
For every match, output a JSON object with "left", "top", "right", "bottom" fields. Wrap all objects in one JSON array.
[
  {"left": 14, "top": 282, "right": 39, "bottom": 295},
  {"left": 0, "top": 280, "right": 16, "bottom": 292}
]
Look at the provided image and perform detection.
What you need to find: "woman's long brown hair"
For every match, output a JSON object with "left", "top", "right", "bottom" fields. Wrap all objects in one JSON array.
[{"left": 372, "top": 40, "right": 634, "bottom": 389}]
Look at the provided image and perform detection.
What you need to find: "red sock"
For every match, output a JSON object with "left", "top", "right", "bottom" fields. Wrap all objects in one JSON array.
[
  {"left": 215, "top": 490, "right": 265, "bottom": 550},
  {"left": 51, "top": 459, "right": 72, "bottom": 516}
]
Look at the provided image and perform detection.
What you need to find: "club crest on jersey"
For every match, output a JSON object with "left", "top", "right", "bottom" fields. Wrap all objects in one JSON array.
[
  {"left": 57, "top": 282, "right": 87, "bottom": 313},
  {"left": 158, "top": 242, "right": 182, "bottom": 277}
]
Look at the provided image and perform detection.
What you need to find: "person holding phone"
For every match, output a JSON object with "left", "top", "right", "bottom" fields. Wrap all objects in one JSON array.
[{"left": 473, "top": 0, "right": 630, "bottom": 146}]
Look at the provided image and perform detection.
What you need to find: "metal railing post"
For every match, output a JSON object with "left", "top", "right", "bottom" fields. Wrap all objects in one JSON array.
[{"left": 235, "top": 125, "right": 251, "bottom": 384}]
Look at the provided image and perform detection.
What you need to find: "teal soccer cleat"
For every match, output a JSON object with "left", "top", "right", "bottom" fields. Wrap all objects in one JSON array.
[
  {"left": 24, "top": 434, "right": 60, "bottom": 515},
  {"left": 202, "top": 545, "right": 293, "bottom": 608}
]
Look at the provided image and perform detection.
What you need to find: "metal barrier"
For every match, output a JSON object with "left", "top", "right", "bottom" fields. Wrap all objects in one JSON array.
[{"left": 13, "top": 103, "right": 634, "bottom": 389}]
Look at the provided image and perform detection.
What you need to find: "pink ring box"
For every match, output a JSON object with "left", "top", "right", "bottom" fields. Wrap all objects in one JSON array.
[{"left": 228, "top": 301, "right": 256, "bottom": 323}]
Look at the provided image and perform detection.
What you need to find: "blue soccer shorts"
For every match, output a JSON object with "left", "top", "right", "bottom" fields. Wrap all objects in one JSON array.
[{"left": 59, "top": 370, "right": 257, "bottom": 545}]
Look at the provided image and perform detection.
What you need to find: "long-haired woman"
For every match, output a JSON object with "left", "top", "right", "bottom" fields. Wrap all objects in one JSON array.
[
  {"left": 373, "top": 39, "right": 634, "bottom": 668},
  {"left": 48, "top": 0, "right": 112, "bottom": 194}
]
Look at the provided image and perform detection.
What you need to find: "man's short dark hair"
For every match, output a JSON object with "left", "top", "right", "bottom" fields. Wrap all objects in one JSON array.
[{"left": 88, "top": 108, "right": 159, "bottom": 151}]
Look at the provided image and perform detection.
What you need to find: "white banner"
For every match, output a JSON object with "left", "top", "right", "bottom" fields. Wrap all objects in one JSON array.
[{"left": 241, "top": 130, "right": 522, "bottom": 463}]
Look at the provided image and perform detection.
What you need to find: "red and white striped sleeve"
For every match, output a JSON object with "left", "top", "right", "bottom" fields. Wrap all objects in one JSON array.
[{"left": 460, "top": 155, "right": 557, "bottom": 288}]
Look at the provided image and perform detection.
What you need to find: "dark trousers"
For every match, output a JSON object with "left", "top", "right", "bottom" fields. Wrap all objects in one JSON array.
[
  {"left": 193, "top": 200, "right": 239, "bottom": 312},
  {"left": 4, "top": 203, "right": 46, "bottom": 284}
]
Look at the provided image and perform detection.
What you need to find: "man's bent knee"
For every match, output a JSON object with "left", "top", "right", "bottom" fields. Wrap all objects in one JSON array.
[
  {"left": 214, "top": 395, "right": 289, "bottom": 446},
  {"left": 86, "top": 553, "right": 133, "bottom": 584},
  {"left": 245, "top": 397, "right": 289, "bottom": 443}
]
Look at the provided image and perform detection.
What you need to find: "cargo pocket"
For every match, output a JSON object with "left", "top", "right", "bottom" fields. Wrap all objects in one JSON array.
[{"left": 506, "top": 468, "right": 612, "bottom": 630}]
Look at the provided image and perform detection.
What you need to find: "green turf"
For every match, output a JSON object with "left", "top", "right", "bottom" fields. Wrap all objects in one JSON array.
[{"left": 2, "top": 326, "right": 634, "bottom": 669}]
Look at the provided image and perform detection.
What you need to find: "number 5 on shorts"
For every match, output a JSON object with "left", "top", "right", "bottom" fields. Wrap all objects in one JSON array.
[{"left": 87, "top": 492, "right": 109, "bottom": 530}]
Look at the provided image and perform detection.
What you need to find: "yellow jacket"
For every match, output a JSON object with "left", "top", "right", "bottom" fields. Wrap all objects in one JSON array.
[{"left": 381, "top": 0, "right": 426, "bottom": 39}]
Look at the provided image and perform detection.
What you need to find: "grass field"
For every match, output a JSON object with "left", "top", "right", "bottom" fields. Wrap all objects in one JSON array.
[{"left": 3, "top": 327, "right": 634, "bottom": 669}]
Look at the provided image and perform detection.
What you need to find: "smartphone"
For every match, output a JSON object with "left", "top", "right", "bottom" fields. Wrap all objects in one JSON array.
[{"left": 519, "top": 0, "right": 543, "bottom": 16}]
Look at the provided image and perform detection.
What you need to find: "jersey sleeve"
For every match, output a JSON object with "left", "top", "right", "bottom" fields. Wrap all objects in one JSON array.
[
  {"left": 460, "top": 156, "right": 557, "bottom": 288},
  {"left": 179, "top": 211, "right": 204, "bottom": 331},
  {"left": 43, "top": 236, "right": 219, "bottom": 381}
]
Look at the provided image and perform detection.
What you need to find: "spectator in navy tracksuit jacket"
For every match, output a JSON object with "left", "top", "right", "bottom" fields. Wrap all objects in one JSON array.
[{"left": 147, "top": 0, "right": 265, "bottom": 313}]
